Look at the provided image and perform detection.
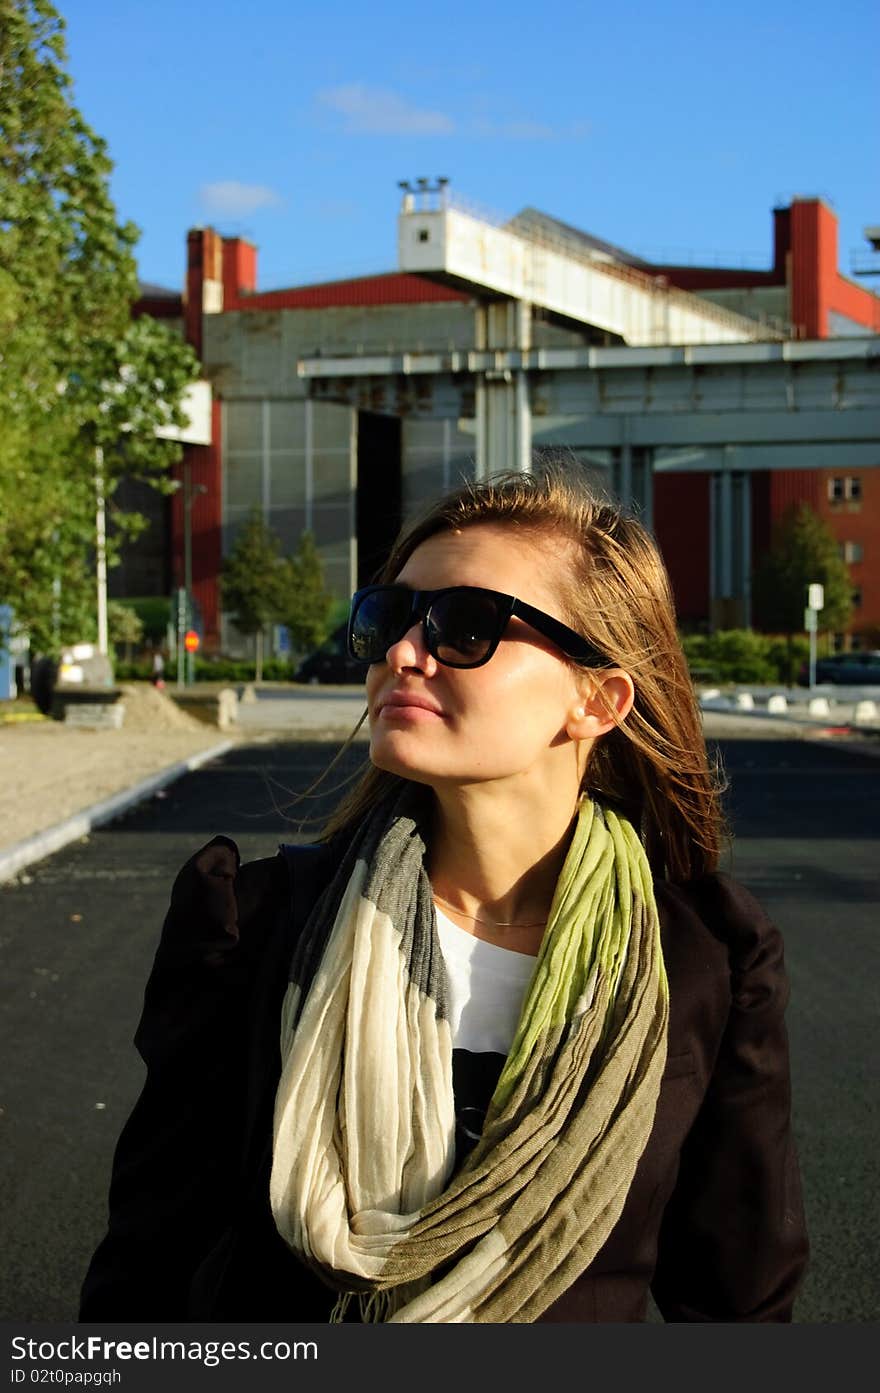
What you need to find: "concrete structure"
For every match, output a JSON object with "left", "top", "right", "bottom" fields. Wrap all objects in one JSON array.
[{"left": 124, "top": 190, "right": 880, "bottom": 654}]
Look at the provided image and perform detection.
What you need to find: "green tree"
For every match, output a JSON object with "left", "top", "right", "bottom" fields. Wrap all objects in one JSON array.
[
  {"left": 0, "top": 1, "right": 200, "bottom": 654},
  {"left": 220, "top": 510, "right": 289, "bottom": 681},
  {"left": 752, "top": 503, "right": 853, "bottom": 679},
  {"left": 108, "top": 599, "right": 144, "bottom": 663},
  {"left": 280, "top": 531, "right": 334, "bottom": 660}
]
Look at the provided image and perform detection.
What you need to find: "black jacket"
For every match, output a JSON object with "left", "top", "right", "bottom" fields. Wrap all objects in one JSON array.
[{"left": 79, "top": 836, "right": 809, "bottom": 1323}]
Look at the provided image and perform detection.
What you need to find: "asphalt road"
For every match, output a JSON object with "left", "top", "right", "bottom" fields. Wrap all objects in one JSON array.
[{"left": 0, "top": 734, "right": 877, "bottom": 1324}]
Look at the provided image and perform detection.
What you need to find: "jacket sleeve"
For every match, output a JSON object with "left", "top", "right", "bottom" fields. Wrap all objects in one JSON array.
[
  {"left": 78, "top": 836, "right": 289, "bottom": 1321},
  {"left": 650, "top": 874, "right": 810, "bottom": 1322}
]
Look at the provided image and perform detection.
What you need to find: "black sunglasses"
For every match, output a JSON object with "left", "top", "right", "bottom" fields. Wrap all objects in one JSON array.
[{"left": 347, "top": 584, "right": 610, "bottom": 671}]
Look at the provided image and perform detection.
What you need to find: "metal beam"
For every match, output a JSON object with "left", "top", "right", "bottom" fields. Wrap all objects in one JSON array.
[{"left": 298, "top": 336, "right": 880, "bottom": 378}]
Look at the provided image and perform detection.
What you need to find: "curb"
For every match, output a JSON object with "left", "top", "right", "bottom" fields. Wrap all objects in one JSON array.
[
  {"left": 700, "top": 705, "right": 880, "bottom": 758},
  {"left": 0, "top": 739, "right": 235, "bottom": 886},
  {"left": 699, "top": 700, "right": 880, "bottom": 733}
]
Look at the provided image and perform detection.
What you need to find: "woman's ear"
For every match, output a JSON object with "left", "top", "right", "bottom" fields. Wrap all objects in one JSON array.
[{"left": 566, "top": 670, "right": 635, "bottom": 741}]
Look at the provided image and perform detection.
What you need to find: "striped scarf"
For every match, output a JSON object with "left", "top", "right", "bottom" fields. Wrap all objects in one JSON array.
[{"left": 269, "top": 786, "right": 668, "bottom": 1323}]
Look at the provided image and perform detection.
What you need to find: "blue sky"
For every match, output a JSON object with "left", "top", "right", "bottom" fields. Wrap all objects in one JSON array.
[{"left": 62, "top": 0, "right": 878, "bottom": 294}]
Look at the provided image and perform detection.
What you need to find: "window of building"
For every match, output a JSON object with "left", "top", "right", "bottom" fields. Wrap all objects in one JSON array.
[
  {"left": 828, "top": 476, "right": 862, "bottom": 502},
  {"left": 851, "top": 588, "right": 863, "bottom": 608},
  {"left": 839, "top": 540, "right": 864, "bottom": 563},
  {"left": 418, "top": 228, "right": 430, "bottom": 243}
]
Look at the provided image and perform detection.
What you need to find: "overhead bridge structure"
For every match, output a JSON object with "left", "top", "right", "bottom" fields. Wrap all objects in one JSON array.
[{"left": 390, "top": 187, "right": 790, "bottom": 475}]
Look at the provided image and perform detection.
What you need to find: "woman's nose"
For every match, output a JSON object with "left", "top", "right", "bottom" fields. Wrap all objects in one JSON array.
[{"left": 385, "top": 621, "right": 438, "bottom": 675}]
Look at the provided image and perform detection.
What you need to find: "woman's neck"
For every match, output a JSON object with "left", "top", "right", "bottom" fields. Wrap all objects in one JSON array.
[{"left": 426, "top": 780, "right": 582, "bottom": 933}]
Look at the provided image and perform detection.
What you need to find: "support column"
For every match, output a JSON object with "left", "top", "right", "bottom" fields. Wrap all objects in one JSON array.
[
  {"left": 474, "top": 300, "right": 532, "bottom": 477},
  {"left": 618, "top": 442, "right": 633, "bottom": 508},
  {"left": 740, "top": 469, "right": 752, "bottom": 628},
  {"left": 710, "top": 456, "right": 751, "bottom": 629},
  {"left": 641, "top": 448, "right": 654, "bottom": 532}
]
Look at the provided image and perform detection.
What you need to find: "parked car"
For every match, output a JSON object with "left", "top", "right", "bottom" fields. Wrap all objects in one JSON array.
[
  {"left": 292, "top": 624, "right": 369, "bottom": 685},
  {"left": 798, "top": 650, "right": 880, "bottom": 685}
]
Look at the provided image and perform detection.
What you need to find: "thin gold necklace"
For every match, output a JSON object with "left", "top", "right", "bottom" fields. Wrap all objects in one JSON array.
[{"left": 432, "top": 892, "right": 546, "bottom": 930}]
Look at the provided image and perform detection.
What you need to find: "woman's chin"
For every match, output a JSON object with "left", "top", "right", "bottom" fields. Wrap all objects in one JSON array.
[{"left": 369, "top": 729, "right": 444, "bottom": 783}]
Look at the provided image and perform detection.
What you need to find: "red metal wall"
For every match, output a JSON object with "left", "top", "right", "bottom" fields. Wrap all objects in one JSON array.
[
  {"left": 652, "top": 473, "right": 711, "bottom": 624},
  {"left": 222, "top": 237, "right": 258, "bottom": 305},
  {"left": 814, "top": 469, "right": 880, "bottom": 639}
]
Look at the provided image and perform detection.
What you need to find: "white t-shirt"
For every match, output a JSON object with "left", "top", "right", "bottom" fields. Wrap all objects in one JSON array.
[{"left": 434, "top": 904, "right": 538, "bottom": 1056}]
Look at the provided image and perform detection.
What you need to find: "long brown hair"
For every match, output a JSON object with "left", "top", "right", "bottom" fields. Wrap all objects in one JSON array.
[{"left": 320, "top": 462, "right": 725, "bottom": 882}]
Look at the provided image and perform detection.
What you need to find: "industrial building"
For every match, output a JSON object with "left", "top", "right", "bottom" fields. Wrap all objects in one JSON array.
[{"left": 120, "top": 189, "right": 880, "bottom": 655}]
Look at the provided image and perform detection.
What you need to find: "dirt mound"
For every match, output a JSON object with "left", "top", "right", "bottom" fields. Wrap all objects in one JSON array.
[{"left": 116, "top": 682, "right": 206, "bottom": 734}]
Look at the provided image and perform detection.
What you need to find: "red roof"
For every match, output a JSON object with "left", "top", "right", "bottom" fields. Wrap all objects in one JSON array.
[{"left": 228, "top": 272, "right": 470, "bottom": 312}]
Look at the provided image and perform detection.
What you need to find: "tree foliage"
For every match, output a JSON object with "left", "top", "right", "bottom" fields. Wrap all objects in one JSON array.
[
  {"left": 0, "top": 0, "right": 200, "bottom": 654},
  {"left": 220, "top": 511, "right": 289, "bottom": 636},
  {"left": 219, "top": 510, "right": 290, "bottom": 681},
  {"left": 752, "top": 503, "right": 853, "bottom": 637},
  {"left": 221, "top": 516, "right": 336, "bottom": 679},
  {"left": 281, "top": 531, "right": 334, "bottom": 657},
  {"left": 108, "top": 598, "right": 144, "bottom": 661}
]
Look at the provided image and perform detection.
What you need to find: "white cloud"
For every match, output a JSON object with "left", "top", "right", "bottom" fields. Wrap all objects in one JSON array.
[
  {"left": 199, "top": 181, "right": 283, "bottom": 216},
  {"left": 317, "top": 84, "right": 455, "bottom": 136},
  {"left": 315, "top": 84, "right": 589, "bottom": 142}
]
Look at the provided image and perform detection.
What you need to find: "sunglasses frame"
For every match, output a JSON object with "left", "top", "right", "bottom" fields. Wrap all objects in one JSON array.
[{"left": 347, "top": 583, "right": 610, "bottom": 671}]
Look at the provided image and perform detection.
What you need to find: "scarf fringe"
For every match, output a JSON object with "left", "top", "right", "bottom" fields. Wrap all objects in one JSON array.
[{"left": 329, "top": 1289, "right": 397, "bottom": 1324}]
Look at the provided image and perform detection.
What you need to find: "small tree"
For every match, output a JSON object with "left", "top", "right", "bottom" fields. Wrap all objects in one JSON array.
[
  {"left": 752, "top": 503, "right": 853, "bottom": 680},
  {"left": 108, "top": 600, "right": 143, "bottom": 663},
  {"left": 280, "top": 531, "right": 334, "bottom": 661},
  {"left": 220, "top": 510, "right": 288, "bottom": 681}
]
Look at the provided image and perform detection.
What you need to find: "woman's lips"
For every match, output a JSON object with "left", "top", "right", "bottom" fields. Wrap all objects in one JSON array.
[{"left": 377, "top": 693, "right": 445, "bottom": 721}]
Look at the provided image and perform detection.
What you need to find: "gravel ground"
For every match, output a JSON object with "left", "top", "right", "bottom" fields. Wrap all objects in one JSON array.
[{"left": 0, "top": 684, "right": 236, "bottom": 850}]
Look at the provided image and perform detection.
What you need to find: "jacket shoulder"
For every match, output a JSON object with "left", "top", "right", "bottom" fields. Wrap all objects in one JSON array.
[{"left": 656, "top": 871, "right": 788, "bottom": 1015}]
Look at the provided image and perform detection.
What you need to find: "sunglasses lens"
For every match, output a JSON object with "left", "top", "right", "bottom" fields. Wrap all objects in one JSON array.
[
  {"left": 428, "top": 591, "right": 502, "bottom": 666},
  {"left": 350, "top": 588, "right": 412, "bottom": 661}
]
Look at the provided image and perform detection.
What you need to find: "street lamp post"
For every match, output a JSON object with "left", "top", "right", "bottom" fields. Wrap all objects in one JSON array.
[
  {"left": 95, "top": 445, "right": 109, "bottom": 657},
  {"left": 179, "top": 458, "right": 207, "bottom": 687}
]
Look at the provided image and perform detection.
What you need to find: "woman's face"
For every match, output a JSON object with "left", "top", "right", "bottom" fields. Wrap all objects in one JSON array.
[{"left": 365, "top": 523, "right": 590, "bottom": 791}]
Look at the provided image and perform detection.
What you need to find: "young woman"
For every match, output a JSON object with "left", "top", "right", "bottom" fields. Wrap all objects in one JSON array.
[{"left": 79, "top": 465, "right": 809, "bottom": 1323}]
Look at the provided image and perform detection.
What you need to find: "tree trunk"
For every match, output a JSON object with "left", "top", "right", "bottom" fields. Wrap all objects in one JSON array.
[{"left": 255, "top": 627, "right": 264, "bottom": 683}]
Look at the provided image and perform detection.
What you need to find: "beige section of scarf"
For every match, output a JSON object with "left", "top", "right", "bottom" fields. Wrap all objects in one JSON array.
[{"left": 270, "top": 857, "right": 456, "bottom": 1279}]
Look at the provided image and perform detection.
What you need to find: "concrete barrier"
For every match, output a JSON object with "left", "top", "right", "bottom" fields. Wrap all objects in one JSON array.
[
  {"left": 853, "top": 700, "right": 878, "bottom": 726},
  {"left": 169, "top": 687, "right": 239, "bottom": 729},
  {"left": 807, "top": 696, "right": 831, "bottom": 718},
  {"left": 734, "top": 692, "right": 754, "bottom": 710},
  {"left": 217, "top": 687, "right": 239, "bottom": 730},
  {"left": 767, "top": 694, "right": 788, "bottom": 713}
]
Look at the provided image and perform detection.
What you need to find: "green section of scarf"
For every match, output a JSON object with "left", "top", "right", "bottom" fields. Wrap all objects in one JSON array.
[{"left": 270, "top": 789, "right": 668, "bottom": 1324}]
